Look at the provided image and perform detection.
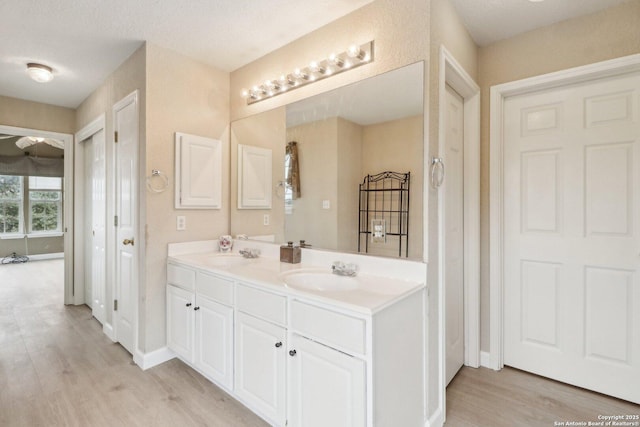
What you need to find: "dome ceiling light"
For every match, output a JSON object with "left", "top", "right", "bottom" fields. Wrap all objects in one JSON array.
[{"left": 26, "top": 63, "right": 54, "bottom": 83}]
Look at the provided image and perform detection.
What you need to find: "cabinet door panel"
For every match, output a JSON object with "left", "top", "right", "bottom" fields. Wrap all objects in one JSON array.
[
  {"left": 289, "top": 335, "right": 366, "bottom": 427},
  {"left": 235, "top": 312, "right": 286, "bottom": 425},
  {"left": 196, "top": 295, "right": 233, "bottom": 390},
  {"left": 167, "top": 285, "right": 195, "bottom": 363}
]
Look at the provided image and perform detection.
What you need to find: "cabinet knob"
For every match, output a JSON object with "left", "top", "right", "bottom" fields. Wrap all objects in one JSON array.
[
  {"left": 186, "top": 303, "right": 192, "bottom": 307},
  {"left": 275, "top": 342, "right": 282, "bottom": 348},
  {"left": 289, "top": 350, "right": 297, "bottom": 357},
  {"left": 194, "top": 306, "right": 200, "bottom": 311}
]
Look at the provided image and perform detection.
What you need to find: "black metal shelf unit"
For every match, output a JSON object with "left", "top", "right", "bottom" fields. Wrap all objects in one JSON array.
[{"left": 358, "top": 171, "right": 410, "bottom": 257}]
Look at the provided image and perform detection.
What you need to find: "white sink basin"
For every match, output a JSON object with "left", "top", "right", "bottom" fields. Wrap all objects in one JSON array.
[
  {"left": 280, "top": 270, "right": 359, "bottom": 292},
  {"left": 205, "top": 253, "right": 251, "bottom": 267}
]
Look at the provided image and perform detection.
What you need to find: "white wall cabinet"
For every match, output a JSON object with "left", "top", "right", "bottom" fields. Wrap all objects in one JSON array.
[
  {"left": 237, "top": 144, "right": 272, "bottom": 209},
  {"left": 175, "top": 132, "right": 222, "bottom": 209}
]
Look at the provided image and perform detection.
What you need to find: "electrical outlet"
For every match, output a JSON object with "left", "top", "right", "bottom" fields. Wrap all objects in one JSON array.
[
  {"left": 263, "top": 214, "right": 270, "bottom": 226},
  {"left": 177, "top": 215, "right": 186, "bottom": 231}
]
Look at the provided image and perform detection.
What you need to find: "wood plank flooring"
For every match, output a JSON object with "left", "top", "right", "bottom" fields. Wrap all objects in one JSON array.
[
  {"left": 2, "top": 259, "right": 637, "bottom": 426},
  {"left": 446, "top": 366, "right": 639, "bottom": 426},
  {"left": 0, "top": 259, "right": 268, "bottom": 427}
]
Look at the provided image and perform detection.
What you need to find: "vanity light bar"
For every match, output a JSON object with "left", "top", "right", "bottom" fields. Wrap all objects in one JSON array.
[{"left": 241, "top": 41, "right": 374, "bottom": 105}]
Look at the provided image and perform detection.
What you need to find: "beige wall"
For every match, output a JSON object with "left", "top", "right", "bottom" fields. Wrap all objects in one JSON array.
[
  {"left": 336, "top": 117, "right": 362, "bottom": 253},
  {"left": 286, "top": 118, "right": 340, "bottom": 249},
  {"left": 0, "top": 97, "right": 74, "bottom": 257},
  {"left": 230, "top": 106, "right": 286, "bottom": 242},
  {"left": 144, "top": 43, "right": 230, "bottom": 351},
  {"left": 0, "top": 95, "right": 75, "bottom": 134},
  {"left": 361, "top": 115, "right": 423, "bottom": 259},
  {"left": 477, "top": 0, "right": 640, "bottom": 352}
]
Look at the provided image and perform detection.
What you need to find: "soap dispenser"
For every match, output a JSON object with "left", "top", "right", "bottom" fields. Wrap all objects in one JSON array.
[{"left": 280, "top": 241, "right": 301, "bottom": 264}]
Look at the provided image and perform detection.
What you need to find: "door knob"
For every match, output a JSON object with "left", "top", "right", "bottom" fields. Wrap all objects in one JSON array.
[
  {"left": 289, "top": 350, "right": 296, "bottom": 357},
  {"left": 123, "top": 238, "right": 135, "bottom": 246},
  {"left": 275, "top": 342, "right": 282, "bottom": 348}
]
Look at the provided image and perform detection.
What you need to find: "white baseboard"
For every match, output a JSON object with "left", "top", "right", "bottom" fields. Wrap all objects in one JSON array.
[
  {"left": 480, "top": 351, "right": 491, "bottom": 368},
  {"left": 426, "top": 407, "right": 444, "bottom": 427},
  {"left": 134, "top": 347, "right": 175, "bottom": 370},
  {"left": 102, "top": 323, "right": 116, "bottom": 342},
  {"left": 27, "top": 252, "right": 64, "bottom": 261}
]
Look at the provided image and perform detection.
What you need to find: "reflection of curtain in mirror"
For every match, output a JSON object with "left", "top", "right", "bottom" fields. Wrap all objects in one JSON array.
[{"left": 285, "top": 141, "right": 301, "bottom": 199}]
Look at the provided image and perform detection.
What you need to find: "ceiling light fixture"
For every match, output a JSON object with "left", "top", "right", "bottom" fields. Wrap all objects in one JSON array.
[
  {"left": 26, "top": 63, "right": 54, "bottom": 83},
  {"left": 241, "top": 41, "right": 374, "bottom": 105}
]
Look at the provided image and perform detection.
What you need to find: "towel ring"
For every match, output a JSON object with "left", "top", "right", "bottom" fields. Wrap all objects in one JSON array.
[{"left": 147, "top": 169, "right": 169, "bottom": 193}]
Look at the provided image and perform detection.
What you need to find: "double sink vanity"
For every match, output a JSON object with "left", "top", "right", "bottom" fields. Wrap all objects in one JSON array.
[{"left": 166, "top": 239, "right": 426, "bottom": 427}]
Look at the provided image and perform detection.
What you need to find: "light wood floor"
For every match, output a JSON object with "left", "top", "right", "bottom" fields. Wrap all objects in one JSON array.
[
  {"left": 446, "top": 366, "right": 639, "bottom": 426},
  {"left": 2, "top": 260, "right": 637, "bottom": 426},
  {"left": 0, "top": 259, "right": 268, "bottom": 427}
]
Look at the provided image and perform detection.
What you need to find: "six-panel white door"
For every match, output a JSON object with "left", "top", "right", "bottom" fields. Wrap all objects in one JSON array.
[
  {"left": 503, "top": 71, "right": 640, "bottom": 403},
  {"left": 87, "top": 129, "right": 106, "bottom": 325},
  {"left": 114, "top": 92, "right": 138, "bottom": 355},
  {"left": 444, "top": 84, "right": 465, "bottom": 386}
]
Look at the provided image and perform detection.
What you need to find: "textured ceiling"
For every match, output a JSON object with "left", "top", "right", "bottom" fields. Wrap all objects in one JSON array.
[
  {"left": 0, "top": 0, "right": 374, "bottom": 108},
  {"left": 0, "top": 0, "right": 632, "bottom": 109},
  {"left": 451, "top": 0, "right": 631, "bottom": 46}
]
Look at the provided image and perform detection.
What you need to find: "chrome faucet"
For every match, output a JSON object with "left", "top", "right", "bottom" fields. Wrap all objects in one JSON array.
[{"left": 331, "top": 261, "right": 358, "bottom": 277}]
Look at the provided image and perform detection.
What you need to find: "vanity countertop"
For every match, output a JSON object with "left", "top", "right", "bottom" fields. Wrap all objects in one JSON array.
[{"left": 168, "top": 251, "right": 425, "bottom": 315}]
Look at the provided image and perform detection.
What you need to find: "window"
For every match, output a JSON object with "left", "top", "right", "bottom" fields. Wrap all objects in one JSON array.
[
  {"left": 28, "top": 176, "right": 62, "bottom": 233},
  {"left": 0, "top": 175, "right": 23, "bottom": 234},
  {"left": 0, "top": 175, "right": 63, "bottom": 236}
]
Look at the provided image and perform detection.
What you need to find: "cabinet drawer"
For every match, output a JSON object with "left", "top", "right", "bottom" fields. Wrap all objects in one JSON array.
[
  {"left": 197, "top": 272, "right": 233, "bottom": 306},
  {"left": 236, "top": 283, "right": 286, "bottom": 326},
  {"left": 167, "top": 264, "right": 196, "bottom": 291},
  {"left": 291, "top": 300, "right": 366, "bottom": 355}
]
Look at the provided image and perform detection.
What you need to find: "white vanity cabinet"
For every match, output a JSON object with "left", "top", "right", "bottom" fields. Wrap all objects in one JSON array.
[
  {"left": 288, "top": 334, "right": 366, "bottom": 427},
  {"left": 166, "top": 257, "right": 425, "bottom": 427},
  {"left": 234, "top": 283, "right": 287, "bottom": 426},
  {"left": 167, "top": 263, "right": 234, "bottom": 391}
]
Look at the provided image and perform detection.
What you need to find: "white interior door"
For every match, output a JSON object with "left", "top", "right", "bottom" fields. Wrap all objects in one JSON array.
[
  {"left": 85, "top": 130, "right": 106, "bottom": 324},
  {"left": 444, "top": 84, "right": 465, "bottom": 386},
  {"left": 114, "top": 92, "right": 138, "bottom": 355},
  {"left": 503, "top": 71, "right": 640, "bottom": 403}
]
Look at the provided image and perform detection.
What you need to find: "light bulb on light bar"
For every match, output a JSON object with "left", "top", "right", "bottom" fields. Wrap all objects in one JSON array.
[
  {"left": 242, "top": 40, "right": 374, "bottom": 105},
  {"left": 347, "top": 45, "right": 365, "bottom": 60},
  {"left": 26, "top": 63, "right": 54, "bottom": 83},
  {"left": 329, "top": 53, "right": 344, "bottom": 68}
]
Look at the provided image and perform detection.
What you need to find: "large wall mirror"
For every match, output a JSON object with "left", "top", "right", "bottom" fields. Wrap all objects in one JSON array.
[{"left": 231, "top": 61, "right": 424, "bottom": 260}]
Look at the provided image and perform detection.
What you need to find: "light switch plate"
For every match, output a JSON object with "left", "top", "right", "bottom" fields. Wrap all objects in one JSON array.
[{"left": 322, "top": 200, "right": 330, "bottom": 209}]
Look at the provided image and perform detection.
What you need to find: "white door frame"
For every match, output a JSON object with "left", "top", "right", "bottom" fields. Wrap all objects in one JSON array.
[
  {"left": 0, "top": 124, "right": 73, "bottom": 303},
  {"left": 488, "top": 53, "right": 640, "bottom": 370},
  {"left": 74, "top": 114, "right": 106, "bottom": 307},
  {"left": 437, "top": 46, "right": 481, "bottom": 420}
]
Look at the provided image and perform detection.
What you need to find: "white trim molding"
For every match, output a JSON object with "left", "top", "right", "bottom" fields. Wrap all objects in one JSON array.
[
  {"left": 134, "top": 347, "right": 176, "bottom": 370},
  {"left": 437, "top": 45, "right": 481, "bottom": 425},
  {"left": 489, "top": 53, "right": 640, "bottom": 371}
]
